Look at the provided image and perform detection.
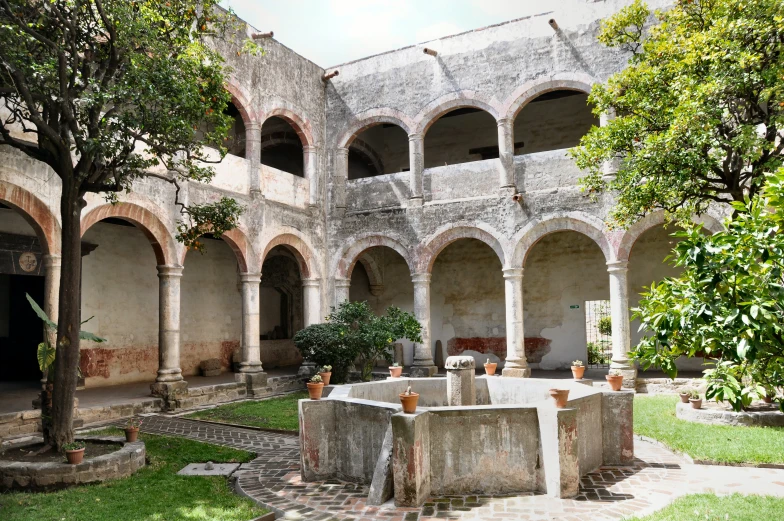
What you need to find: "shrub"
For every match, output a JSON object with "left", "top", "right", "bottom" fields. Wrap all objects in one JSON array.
[
  {"left": 293, "top": 323, "right": 356, "bottom": 384},
  {"left": 598, "top": 316, "right": 613, "bottom": 337}
]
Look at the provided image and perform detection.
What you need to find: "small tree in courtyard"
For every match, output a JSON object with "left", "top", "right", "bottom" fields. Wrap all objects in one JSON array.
[{"left": 0, "top": 1, "right": 258, "bottom": 450}]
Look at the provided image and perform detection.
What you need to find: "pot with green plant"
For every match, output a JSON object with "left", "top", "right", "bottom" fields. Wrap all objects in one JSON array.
[
  {"left": 484, "top": 358, "right": 497, "bottom": 376},
  {"left": 678, "top": 387, "right": 691, "bottom": 403},
  {"left": 399, "top": 385, "right": 419, "bottom": 413},
  {"left": 318, "top": 365, "right": 332, "bottom": 386},
  {"left": 307, "top": 374, "right": 324, "bottom": 400},
  {"left": 124, "top": 418, "right": 143, "bottom": 442},
  {"left": 689, "top": 389, "right": 702, "bottom": 409},
  {"left": 571, "top": 360, "right": 585, "bottom": 380},
  {"left": 389, "top": 362, "right": 402, "bottom": 378},
  {"left": 606, "top": 369, "right": 624, "bottom": 391},
  {"left": 63, "top": 441, "right": 86, "bottom": 464}
]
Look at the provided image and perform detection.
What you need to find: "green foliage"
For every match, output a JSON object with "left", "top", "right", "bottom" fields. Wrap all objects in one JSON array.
[
  {"left": 632, "top": 169, "right": 784, "bottom": 412},
  {"left": 309, "top": 374, "right": 322, "bottom": 384},
  {"left": 587, "top": 341, "right": 611, "bottom": 365},
  {"left": 598, "top": 315, "right": 613, "bottom": 336},
  {"left": 294, "top": 301, "right": 422, "bottom": 383},
  {"left": 572, "top": 0, "right": 784, "bottom": 227},
  {"left": 185, "top": 392, "right": 307, "bottom": 432},
  {"left": 630, "top": 493, "right": 784, "bottom": 521},
  {"left": 62, "top": 441, "right": 85, "bottom": 451}
]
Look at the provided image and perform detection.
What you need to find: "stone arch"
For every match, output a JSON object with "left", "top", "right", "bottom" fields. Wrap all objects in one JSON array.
[
  {"left": 224, "top": 81, "right": 256, "bottom": 127},
  {"left": 414, "top": 91, "right": 502, "bottom": 135},
  {"left": 0, "top": 180, "right": 60, "bottom": 255},
  {"left": 176, "top": 226, "right": 255, "bottom": 273},
  {"left": 260, "top": 232, "right": 318, "bottom": 279},
  {"left": 356, "top": 253, "right": 383, "bottom": 288},
  {"left": 348, "top": 138, "right": 385, "bottom": 178},
  {"left": 334, "top": 234, "right": 414, "bottom": 279},
  {"left": 502, "top": 73, "right": 597, "bottom": 121},
  {"left": 418, "top": 224, "right": 507, "bottom": 274},
  {"left": 615, "top": 211, "right": 724, "bottom": 262},
  {"left": 512, "top": 213, "right": 612, "bottom": 268},
  {"left": 262, "top": 107, "right": 315, "bottom": 147},
  {"left": 336, "top": 108, "right": 415, "bottom": 148},
  {"left": 80, "top": 201, "right": 178, "bottom": 266}
]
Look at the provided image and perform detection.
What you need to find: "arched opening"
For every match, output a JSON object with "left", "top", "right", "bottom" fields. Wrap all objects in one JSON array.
[
  {"left": 523, "top": 231, "right": 609, "bottom": 370},
  {"left": 348, "top": 245, "right": 414, "bottom": 365},
  {"left": 260, "top": 116, "right": 304, "bottom": 177},
  {"left": 348, "top": 124, "right": 409, "bottom": 180},
  {"left": 513, "top": 90, "right": 598, "bottom": 155},
  {"left": 259, "top": 245, "right": 305, "bottom": 369},
  {"left": 430, "top": 238, "right": 504, "bottom": 372},
  {"left": 0, "top": 203, "right": 47, "bottom": 386},
  {"left": 424, "top": 108, "right": 498, "bottom": 167},
  {"left": 196, "top": 100, "right": 247, "bottom": 157}
]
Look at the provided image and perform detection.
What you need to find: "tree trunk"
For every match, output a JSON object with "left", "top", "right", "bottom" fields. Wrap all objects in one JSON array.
[{"left": 47, "top": 180, "right": 84, "bottom": 450}]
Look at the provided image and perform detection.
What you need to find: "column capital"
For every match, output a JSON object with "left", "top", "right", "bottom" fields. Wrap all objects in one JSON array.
[
  {"left": 408, "top": 132, "right": 423, "bottom": 142},
  {"left": 606, "top": 260, "right": 629, "bottom": 273},
  {"left": 502, "top": 267, "right": 524, "bottom": 279},
  {"left": 302, "top": 278, "right": 321, "bottom": 287},
  {"left": 245, "top": 121, "right": 262, "bottom": 132},
  {"left": 496, "top": 117, "right": 512, "bottom": 127},
  {"left": 42, "top": 254, "right": 62, "bottom": 267},
  {"left": 336, "top": 146, "right": 350, "bottom": 157},
  {"left": 157, "top": 265, "right": 184, "bottom": 277},
  {"left": 239, "top": 272, "right": 262, "bottom": 284},
  {"left": 303, "top": 144, "right": 318, "bottom": 153},
  {"left": 334, "top": 277, "right": 352, "bottom": 288},
  {"left": 411, "top": 272, "right": 432, "bottom": 284}
]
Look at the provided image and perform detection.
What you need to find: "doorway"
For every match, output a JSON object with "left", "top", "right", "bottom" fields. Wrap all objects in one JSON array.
[{"left": 0, "top": 274, "right": 45, "bottom": 381}]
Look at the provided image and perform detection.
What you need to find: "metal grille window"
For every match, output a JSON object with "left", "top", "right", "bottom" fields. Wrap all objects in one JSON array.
[{"left": 585, "top": 300, "right": 612, "bottom": 368}]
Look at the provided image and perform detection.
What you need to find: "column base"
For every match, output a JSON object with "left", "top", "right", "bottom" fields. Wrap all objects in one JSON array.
[
  {"left": 610, "top": 362, "right": 637, "bottom": 388},
  {"left": 238, "top": 361, "right": 264, "bottom": 373},
  {"left": 155, "top": 368, "right": 183, "bottom": 383},
  {"left": 498, "top": 185, "right": 517, "bottom": 198},
  {"left": 235, "top": 372, "right": 268, "bottom": 397},
  {"left": 409, "top": 365, "right": 437, "bottom": 377},
  {"left": 501, "top": 366, "right": 532, "bottom": 378},
  {"left": 150, "top": 380, "right": 189, "bottom": 411},
  {"left": 297, "top": 361, "right": 318, "bottom": 378}
]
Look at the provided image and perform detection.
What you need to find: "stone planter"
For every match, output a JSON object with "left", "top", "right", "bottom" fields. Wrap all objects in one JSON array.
[
  {"left": 571, "top": 366, "right": 585, "bottom": 380},
  {"left": 399, "top": 392, "right": 419, "bottom": 413},
  {"left": 65, "top": 448, "right": 85, "bottom": 465},
  {"left": 318, "top": 372, "right": 332, "bottom": 386},
  {"left": 484, "top": 362, "right": 497, "bottom": 376},
  {"left": 690, "top": 398, "right": 702, "bottom": 409},
  {"left": 307, "top": 382, "right": 324, "bottom": 400},
  {"left": 389, "top": 366, "right": 402, "bottom": 378},
  {"left": 606, "top": 374, "right": 623, "bottom": 391},
  {"left": 678, "top": 392, "right": 690, "bottom": 404},
  {"left": 124, "top": 427, "right": 139, "bottom": 443},
  {"left": 549, "top": 389, "right": 570, "bottom": 408}
]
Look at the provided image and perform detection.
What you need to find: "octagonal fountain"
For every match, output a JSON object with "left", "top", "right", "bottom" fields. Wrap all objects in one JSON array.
[{"left": 299, "top": 356, "right": 634, "bottom": 507}]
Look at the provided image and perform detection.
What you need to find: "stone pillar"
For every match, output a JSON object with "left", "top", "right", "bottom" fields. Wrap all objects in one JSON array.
[
  {"left": 496, "top": 117, "right": 516, "bottom": 194},
  {"left": 536, "top": 407, "right": 580, "bottom": 498},
  {"left": 304, "top": 145, "right": 319, "bottom": 207},
  {"left": 238, "top": 273, "right": 263, "bottom": 373},
  {"left": 245, "top": 122, "right": 262, "bottom": 194},
  {"left": 392, "top": 410, "right": 431, "bottom": 507},
  {"left": 410, "top": 273, "right": 436, "bottom": 377},
  {"left": 445, "top": 356, "right": 476, "bottom": 406},
  {"left": 42, "top": 254, "right": 61, "bottom": 349},
  {"left": 600, "top": 110, "right": 620, "bottom": 181},
  {"left": 607, "top": 260, "right": 636, "bottom": 384},
  {"left": 502, "top": 268, "right": 531, "bottom": 378},
  {"left": 602, "top": 390, "right": 635, "bottom": 465},
  {"left": 334, "top": 277, "right": 351, "bottom": 306},
  {"left": 333, "top": 147, "right": 349, "bottom": 213},
  {"left": 298, "top": 279, "right": 322, "bottom": 378},
  {"left": 155, "top": 265, "right": 183, "bottom": 383},
  {"left": 408, "top": 133, "right": 424, "bottom": 206}
]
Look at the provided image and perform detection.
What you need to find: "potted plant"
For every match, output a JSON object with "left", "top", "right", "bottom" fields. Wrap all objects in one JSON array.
[
  {"left": 484, "top": 358, "right": 497, "bottom": 376},
  {"left": 389, "top": 362, "right": 402, "bottom": 378},
  {"left": 606, "top": 369, "right": 624, "bottom": 391},
  {"left": 571, "top": 360, "right": 585, "bottom": 380},
  {"left": 678, "top": 387, "right": 691, "bottom": 404},
  {"left": 549, "top": 388, "right": 570, "bottom": 408},
  {"left": 125, "top": 417, "right": 142, "bottom": 442},
  {"left": 63, "top": 441, "right": 86, "bottom": 465},
  {"left": 689, "top": 389, "right": 702, "bottom": 409},
  {"left": 399, "top": 385, "right": 419, "bottom": 413},
  {"left": 318, "top": 365, "right": 332, "bottom": 386},
  {"left": 307, "top": 374, "right": 325, "bottom": 400}
]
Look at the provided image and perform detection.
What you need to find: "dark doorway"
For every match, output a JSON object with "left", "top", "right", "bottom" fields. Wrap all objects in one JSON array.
[{"left": 0, "top": 274, "right": 45, "bottom": 381}]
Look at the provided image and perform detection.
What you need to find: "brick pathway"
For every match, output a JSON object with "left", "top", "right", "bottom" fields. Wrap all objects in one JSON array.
[{"left": 118, "top": 415, "right": 784, "bottom": 521}]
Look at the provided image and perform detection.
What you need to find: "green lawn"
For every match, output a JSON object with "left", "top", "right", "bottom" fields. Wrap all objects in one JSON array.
[
  {"left": 634, "top": 395, "right": 784, "bottom": 464},
  {"left": 629, "top": 493, "right": 784, "bottom": 520},
  {"left": 0, "top": 429, "right": 265, "bottom": 521},
  {"left": 185, "top": 391, "right": 306, "bottom": 432}
]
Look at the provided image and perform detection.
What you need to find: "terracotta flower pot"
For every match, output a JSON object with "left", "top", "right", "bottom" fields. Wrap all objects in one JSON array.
[
  {"left": 124, "top": 427, "right": 139, "bottom": 443},
  {"left": 763, "top": 395, "right": 773, "bottom": 404},
  {"left": 399, "top": 392, "right": 419, "bottom": 413},
  {"left": 571, "top": 366, "right": 585, "bottom": 380},
  {"left": 65, "top": 448, "right": 85, "bottom": 465},
  {"left": 389, "top": 366, "right": 402, "bottom": 378},
  {"left": 549, "top": 388, "right": 570, "bottom": 408},
  {"left": 307, "top": 382, "right": 324, "bottom": 400},
  {"left": 606, "top": 374, "right": 623, "bottom": 391},
  {"left": 678, "top": 392, "right": 690, "bottom": 403},
  {"left": 689, "top": 398, "right": 702, "bottom": 409},
  {"left": 484, "top": 362, "right": 497, "bottom": 376},
  {"left": 318, "top": 372, "right": 332, "bottom": 386}
]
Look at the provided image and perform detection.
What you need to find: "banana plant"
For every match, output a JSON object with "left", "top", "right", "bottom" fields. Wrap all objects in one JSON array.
[{"left": 26, "top": 294, "right": 106, "bottom": 379}]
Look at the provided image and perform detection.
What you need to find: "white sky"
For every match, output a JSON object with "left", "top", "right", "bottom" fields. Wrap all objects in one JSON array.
[{"left": 222, "top": 0, "right": 555, "bottom": 67}]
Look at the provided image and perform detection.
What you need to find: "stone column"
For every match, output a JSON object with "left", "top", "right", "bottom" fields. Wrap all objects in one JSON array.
[
  {"left": 333, "top": 147, "right": 349, "bottom": 213},
  {"left": 536, "top": 407, "right": 580, "bottom": 498},
  {"left": 245, "top": 122, "right": 262, "bottom": 194},
  {"left": 42, "top": 254, "right": 61, "bottom": 348},
  {"left": 298, "top": 279, "right": 322, "bottom": 377},
  {"left": 238, "top": 273, "right": 263, "bottom": 373},
  {"left": 304, "top": 145, "right": 319, "bottom": 207},
  {"left": 334, "top": 277, "right": 351, "bottom": 306},
  {"left": 408, "top": 133, "right": 424, "bottom": 206},
  {"left": 501, "top": 268, "right": 531, "bottom": 378},
  {"left": 410, "top": 273, "right": 436, "bottom": 377},
  {"left": 155, "top": 265, "right": 183, "bottom": 383},
  {"left": 607, "top": 260, "right": 636, "bottom": 384},
  {"left": 445, "top": 356, "right": 476, "bottom": 406},
  {"left": 600, "top": 111, "right": 620, "bottom": 181},
  {"left": 496, "top": 117, "right": 516, "bottom": 194}
]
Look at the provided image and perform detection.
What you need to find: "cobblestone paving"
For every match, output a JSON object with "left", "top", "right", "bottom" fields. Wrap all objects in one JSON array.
[{"left": 120, "top": 415, "right": 784, "bottom": 521}]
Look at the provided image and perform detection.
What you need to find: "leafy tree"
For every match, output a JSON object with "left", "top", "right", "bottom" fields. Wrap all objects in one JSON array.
[
  {"left": 598, "top": 315, "right": 613, "bottom": 337},
  {"left": 572, "top": 0, "right": 784, "bottom": 228},
  {"left": 0, "top": 0, "right": 256, "bottom": 449},
  {"left": 633, "top": 169, "right": 784, "bottom": 411},
  {"left": 293, "top": 323, "right": 356, "bottom": 384}
]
